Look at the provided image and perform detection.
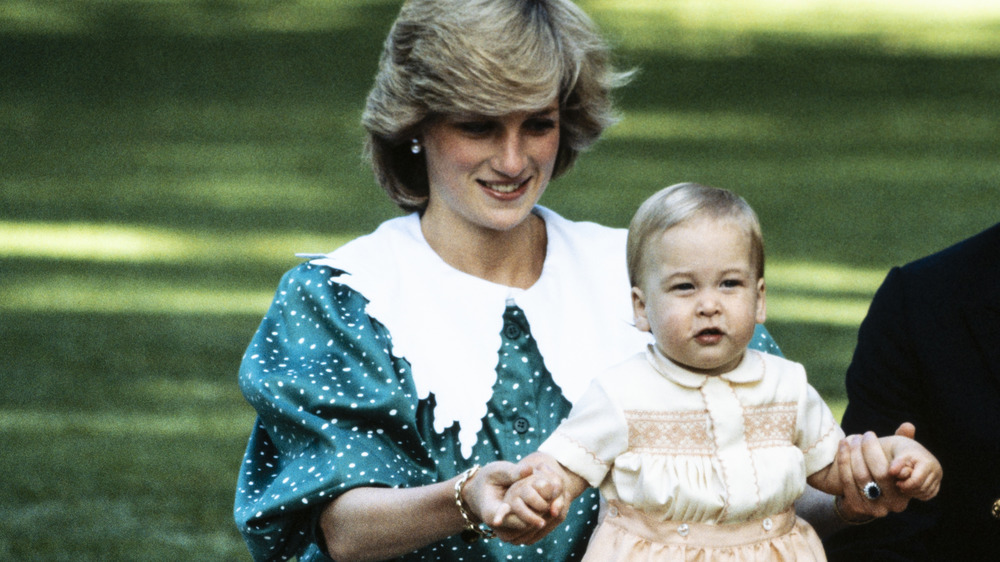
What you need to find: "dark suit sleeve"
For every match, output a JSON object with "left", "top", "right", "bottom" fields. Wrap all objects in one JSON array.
[
  {"left": 824, "top": 267, "right": 937, "bottom": 562},
  {"left": 840, "top": 268, "right": 928, "bottom": 435}
]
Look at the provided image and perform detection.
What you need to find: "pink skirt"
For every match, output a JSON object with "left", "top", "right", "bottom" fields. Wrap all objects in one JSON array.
[{"left": 582, "top": 501, "right": 826, "bottom": 562}]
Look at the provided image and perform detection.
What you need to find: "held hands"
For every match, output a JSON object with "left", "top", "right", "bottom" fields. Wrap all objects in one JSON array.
[
  {"left": 472, "top": 452, "right": 576, "bottom": 545},
  {"left": 834, "top": 422, "right": 942, "bottom": 521},
  {"left": 458, "top": 460, "right": 533, "bottom": 536}
]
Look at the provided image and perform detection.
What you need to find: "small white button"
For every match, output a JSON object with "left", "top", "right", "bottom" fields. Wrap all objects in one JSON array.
[
  {"left": 762, "top": 518, "right": 773, "bottom": 531},
  {"left": 608, "top": 506, "right": 619, "bottom": 518},
  {"left": 677, "top": 523, "right": 690, "bottom": 537}
]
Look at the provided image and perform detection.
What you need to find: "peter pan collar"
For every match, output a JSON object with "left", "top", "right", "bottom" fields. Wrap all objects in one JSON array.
[
  {"left": 307, "top": 207, "right": 649, "bottom": 458},
  {"left": 646, "top": 344, "right": 765, "bottom": 389}
]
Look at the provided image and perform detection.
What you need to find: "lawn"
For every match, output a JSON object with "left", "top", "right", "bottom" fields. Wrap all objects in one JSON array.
[{"left": 2, "top": 0, "right": 999, "bottom": 559}]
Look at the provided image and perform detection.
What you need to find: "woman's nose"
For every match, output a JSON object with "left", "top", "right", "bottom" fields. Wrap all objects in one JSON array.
[{"left": 492, "top": 133, "right": 527, "bottom": 177}]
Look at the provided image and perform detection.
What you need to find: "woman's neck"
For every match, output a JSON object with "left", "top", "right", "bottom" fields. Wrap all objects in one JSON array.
[{"left": 420, "top": 211, "right": 547, "bottom": 290}]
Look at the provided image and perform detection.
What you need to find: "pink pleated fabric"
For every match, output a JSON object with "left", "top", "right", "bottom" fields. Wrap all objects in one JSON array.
[{"left": 582, "top": 501, "right": 826, "bottom": 562}]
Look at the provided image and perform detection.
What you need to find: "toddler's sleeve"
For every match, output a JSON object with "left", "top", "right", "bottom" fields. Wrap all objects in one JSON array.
[
  {"left": 798, "top": 381, "right": 846, "bottom": 476},
  {"left": 537, "top": 379, "right": 628, "bottom": 488}
]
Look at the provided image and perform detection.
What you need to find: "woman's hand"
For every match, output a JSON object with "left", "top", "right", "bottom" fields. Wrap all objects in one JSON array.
[
  {"left": 461, "top": 460, "right": 534, "bottom": 532},
  {"left": 480, "top": 452, "right": 582, "bottom": 545},
  {"left": 835, "top": 422, "right": 917, "bottom": 521}
]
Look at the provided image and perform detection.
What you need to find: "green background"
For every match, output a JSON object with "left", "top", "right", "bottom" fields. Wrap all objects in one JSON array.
[{"left": 2, "top": 0, "right": 998, "bottom": 559}]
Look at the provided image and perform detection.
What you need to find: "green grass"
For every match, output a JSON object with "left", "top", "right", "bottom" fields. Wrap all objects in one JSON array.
[{"left": 2, "top": 0, "right": 999, "bottom": 559}]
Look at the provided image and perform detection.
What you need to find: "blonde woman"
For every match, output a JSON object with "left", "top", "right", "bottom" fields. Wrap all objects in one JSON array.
[{"left": 234, "top": 2, "right": 898, "bottom": 560}]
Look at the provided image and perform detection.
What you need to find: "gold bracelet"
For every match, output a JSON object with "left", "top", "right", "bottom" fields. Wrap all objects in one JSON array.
[
  {"left": 833, "top": 495, "right": 876, "bottom": 525},
  {"left": 454, "top": 465, "right": 496, "bottom": 543}
]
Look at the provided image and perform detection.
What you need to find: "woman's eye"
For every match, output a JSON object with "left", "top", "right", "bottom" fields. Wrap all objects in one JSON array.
[
  {"left": 456, "top": 121, "right": 493, "bottom": 135},
  {"left": 526, "top": 118, "right": 557, "bottom": 133}
]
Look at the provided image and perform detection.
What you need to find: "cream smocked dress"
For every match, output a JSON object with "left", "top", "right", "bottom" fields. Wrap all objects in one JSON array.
[{"left": 537, "top": 345, "right": 845, "bottom": 561}]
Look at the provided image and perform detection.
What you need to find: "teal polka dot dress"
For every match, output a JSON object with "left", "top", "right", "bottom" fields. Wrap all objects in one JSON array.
[
  {"left": 233, "top": 210, "right": 782, "bottom": 561},
  {"left": 236, "top": 265, "right": 599, "bottom": 560}
]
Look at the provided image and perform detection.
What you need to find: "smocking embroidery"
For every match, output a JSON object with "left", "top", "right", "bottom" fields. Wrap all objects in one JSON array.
[
  {"left": 743, "top": 402, "right": 797, "bottom": 449},
  {"left": 626, "top": 410, "right": 714, "bottom": 455}
]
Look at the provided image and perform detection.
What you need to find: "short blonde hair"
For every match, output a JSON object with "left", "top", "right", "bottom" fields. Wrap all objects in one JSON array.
[
  {"left": 363, "top": 0, "right": 632, "bottom": 212},
  {"left": 626, "top": 183, "right": 765, "bottom": 288}
]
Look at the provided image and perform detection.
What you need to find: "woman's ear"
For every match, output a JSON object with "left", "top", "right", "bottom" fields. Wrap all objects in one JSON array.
[
  {"left": 755, "top": 278, "right": 767, "bottom": 324},
  {"left": 632, "top": 287, "right": 651, "bottom": 332}
]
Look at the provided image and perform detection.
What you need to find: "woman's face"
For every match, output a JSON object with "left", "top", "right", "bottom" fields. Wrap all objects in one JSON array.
[{"left": 420, "top": 100, "right": 560, "bottom": 235}]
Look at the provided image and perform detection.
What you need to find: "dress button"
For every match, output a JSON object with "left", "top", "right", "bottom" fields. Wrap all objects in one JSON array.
[
  {"left": 504, "top": 323, "right": 521, "bottom": 339},
  {"left": 608, "top": 506, "right": 619, "bottom": 518},
  {"left": 677, "top": 523, "right": 690, "bottom": 537},
  {"left": 992, "top": 498, "right": 1000, "bottom": 520},
  {"left": 762, "top": 517, "right": 773, "bottom": 531},
  {"left": 513, "top": 417, "right": 530, "bottom": 434}
]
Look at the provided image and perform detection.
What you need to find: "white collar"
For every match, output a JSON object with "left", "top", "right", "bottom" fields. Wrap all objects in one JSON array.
[
  {"left": 309, "top": 207, "right": 649, "bottom": 457},
  {"left": 646, "top": 344, "right": 765, "bottom": 389}
]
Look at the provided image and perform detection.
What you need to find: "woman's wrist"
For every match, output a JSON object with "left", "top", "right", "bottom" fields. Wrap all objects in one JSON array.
[
  {"left": 832, "top": 494, "right": 876, "bottom": 525},
  {"left": 454, "top": 465, "right": 496, "bottom": 542}
]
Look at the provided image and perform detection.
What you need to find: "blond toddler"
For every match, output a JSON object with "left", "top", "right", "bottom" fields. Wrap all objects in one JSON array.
[{"left": 493, "top": 183, "right": 942, "bottom": 561}]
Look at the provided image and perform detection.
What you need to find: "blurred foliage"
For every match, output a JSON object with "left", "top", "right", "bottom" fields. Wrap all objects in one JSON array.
[{"left": 2, "top": 0, "right": 999, "bottom": 558}]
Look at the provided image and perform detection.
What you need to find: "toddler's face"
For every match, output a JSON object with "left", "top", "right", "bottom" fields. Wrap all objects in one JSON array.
[{"left": 632, "top": 216, "right": 766, "bottom": 375}]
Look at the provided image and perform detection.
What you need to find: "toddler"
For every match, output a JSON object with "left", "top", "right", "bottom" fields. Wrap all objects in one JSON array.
[{"left": 495, "top": 183, "right": 941, "bottom": 560}]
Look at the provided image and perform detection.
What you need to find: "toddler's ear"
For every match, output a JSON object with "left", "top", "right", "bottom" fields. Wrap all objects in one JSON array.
[
  {"left": 631, "top": 287, "right": 651, "bottom": 332},
  {"left": 755, "top": 278, "right": 767, "bottom": 324}
]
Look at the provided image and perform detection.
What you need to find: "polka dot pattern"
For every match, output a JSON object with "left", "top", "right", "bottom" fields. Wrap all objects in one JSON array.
[
  {"left": 235, "top": 264, "right": 599, "bottom": 561},
  {"left": 749, "top": 324, "right": 783, "bottom": 357}
]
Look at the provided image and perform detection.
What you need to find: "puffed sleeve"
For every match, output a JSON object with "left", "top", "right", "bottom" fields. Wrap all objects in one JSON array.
[
  {"left": 234, "top": 263, "right": 432, "bottom": 561},
  {"left": 796, "top": 380, "right": 845, "bottom": 476},
  {"left": 537, "top": 379, "right": 629, "bottom": 488}
]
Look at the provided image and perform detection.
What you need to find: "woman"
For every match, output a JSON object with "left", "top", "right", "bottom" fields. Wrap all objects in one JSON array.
[{"left": 234, "top": 1, "right": 901, "bottom": 560}]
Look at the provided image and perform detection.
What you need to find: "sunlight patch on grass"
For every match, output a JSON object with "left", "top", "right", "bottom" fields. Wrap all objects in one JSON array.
[
  {"left": 767, "top": 295, "right": 871, "bottom": 327},
  {"left": 0, "top": 221, "right": 890, "bottom": 291},
  {"left": 608, "top": 111, "right": 781, "bottom": 141},
  {"left": 0, "top": 275, "right": 275, "bottom": 315},
  {"left": 585, "top": 0, "right": 1000, "bottom": 55},
  {"left": 140, "top": 378, "right": 235, "bottom": 403},
  {"left": 768, "top": 260, "right": 884, "bottom": 294},
  {"left": 828, "top": 399, "right": 847, "bottom": 422},
  {"left": 0, "top": 221, "right": 353, "bottom": 266},
  {"left": 2, "top": 220, "right": 883, "bottom": 325},
  {"left": 1, "top": 271, "right": 876, "bottom": 324},
  {"left": 609, "top": 108, "right": 1000, "bottom": 146},
  {"left": 0, "top": 408, "right": 254, "bottom": 438}
]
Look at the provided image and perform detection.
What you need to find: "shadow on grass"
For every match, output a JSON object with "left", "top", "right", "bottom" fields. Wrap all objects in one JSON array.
[
  {"left": 0, "top": 306, "right": 259, "bottom": 559},
  {"left": 3, "top": 24, "right": 998, "bottom": 255}
]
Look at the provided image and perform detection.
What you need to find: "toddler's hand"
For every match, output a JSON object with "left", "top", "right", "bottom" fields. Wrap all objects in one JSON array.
[
  {"left": 888, "top": 437, "right": 942, "bottom": 501},
  {"left": 498, "top": 471, "right": 561, "bottom": 530}
]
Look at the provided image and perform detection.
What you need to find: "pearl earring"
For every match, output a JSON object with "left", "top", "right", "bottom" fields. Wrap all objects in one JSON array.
[{"left": 410, "top": 138, "right": 422, "bottom": 154}]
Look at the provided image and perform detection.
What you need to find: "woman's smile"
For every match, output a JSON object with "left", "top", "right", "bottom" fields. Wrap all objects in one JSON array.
[
  {"left": 419, "top": 100, "right": 560, "bottom": 235},
  {"left": 479, "top": 177, "right": 531, "bottom": 196}
]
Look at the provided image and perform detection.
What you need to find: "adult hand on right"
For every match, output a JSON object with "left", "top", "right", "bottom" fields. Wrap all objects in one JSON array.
[{"left": 836, "top": 423, "right": 916, "bottom": 521}]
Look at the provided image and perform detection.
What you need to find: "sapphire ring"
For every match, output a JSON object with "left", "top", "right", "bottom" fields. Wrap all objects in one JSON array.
[{"left": 862, "top": 481, "right": 882, "bottom": 501}]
